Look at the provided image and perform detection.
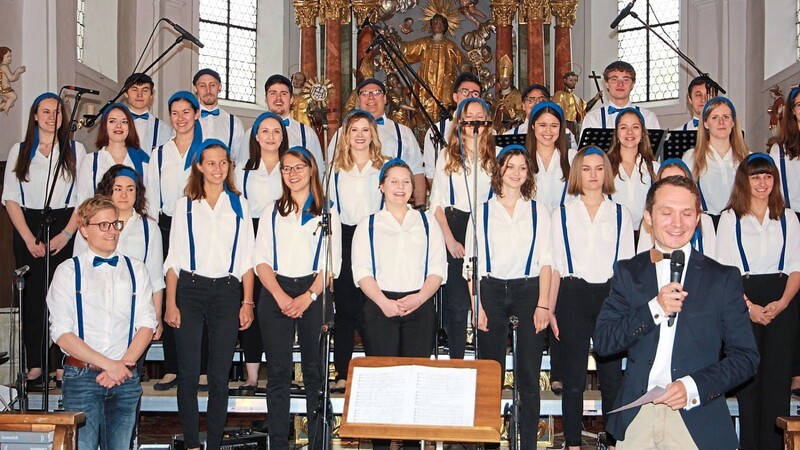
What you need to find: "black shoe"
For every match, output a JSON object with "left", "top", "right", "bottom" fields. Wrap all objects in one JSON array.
[
  {"left": 25, "top": 377, "right": 44, "bottom": 392},
  {"left": 153, "top": 378, "right": 178, "bottom": 391},
  {"left": 551, "top": 381, "right": 563, "bottom": 396}
]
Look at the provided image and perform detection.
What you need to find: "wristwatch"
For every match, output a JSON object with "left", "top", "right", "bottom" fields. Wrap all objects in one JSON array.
[{"left": 308, "top": 290, "right": 318, "bottom": 301}]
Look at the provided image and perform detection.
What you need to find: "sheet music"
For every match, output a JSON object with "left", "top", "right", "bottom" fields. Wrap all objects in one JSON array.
[
  {"left": 608, "top": 385, "right": 668, "bottom": 414},
  {"left": 347, "top": 365, "right": 477, "bottom": 427}
]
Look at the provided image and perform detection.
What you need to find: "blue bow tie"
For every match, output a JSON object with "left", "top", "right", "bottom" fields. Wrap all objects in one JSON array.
[
  {"left": 201, "top": 109, "right": 220, "bottom": 118},
  {"left": 93, "top": 255, "right": 119, "bottom": 267},
  {"left": 692, "top": 118, "right": 699, "bottom": 127},
  {"left": 375, "top": 117, "right": 385, "bottom": 125},
  {"left": 282, "top": 118, "right": 290, "bottom": 127},
  {"left": 131, "top": 112, "right": 150, "bottom": 120},
  {"left": 607, "top": 105, "right": 622, "bottom": 115}
]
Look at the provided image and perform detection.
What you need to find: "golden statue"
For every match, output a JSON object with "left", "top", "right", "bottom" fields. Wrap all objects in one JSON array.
[
  {"left": 386, "top": 72, "right": 414, "bottom": 128},
  {"left": 493, "top": 54, "right": 524, "bottom": 133},
  {"left": 402, "top": 0, "right": 466, "bottom": 120},
  {"left": 552, "top": 70, "right": 602, "bottom": 137},
  {"left": 290, "top": 71, "right": 312, "bottom": 126}
]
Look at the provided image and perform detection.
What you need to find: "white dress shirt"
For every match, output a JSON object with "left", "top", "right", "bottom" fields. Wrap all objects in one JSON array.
[
  {"left": 550, "top": 196, "right": 635, "bottom": 282},
  {"left": 145, "top": 140, "right": 191, "bottom": 217},
  {"left": 464, "top": 197, "right": 553, "bottom": 279},
  {"left": 637, "top": 213, "right": 716, "bottom": 258},
  {"left": 429, "top": 154, "right": 493, "bottom": 213},
  {"left": 613, "top": 157, "right": 660, "bottom": 229},
  {"left": 645, "top": 241, "right": 701, "bottom": 410},
  {"left": 234, "top": 162, "right": 283, "bottom": 219},
  {"left": 76, "top": 147, "right": 150, "bottom": 204},
  {"left": 423, "top": 119, "right": 454, "bottom": 180},
  {"left": 682, "top": 146, "right": 740, "bottom": 215},
  {"left": 132, "top": 112, "right": 173, "bottom": 154},
  {"left": 675, "top": 116, "right": 700, "bottom": 131},
  {"left": 253, "top": 202, "right": 342, "bottom": 278},
  {"left": 715, "top": 208, "right": 800, "bottom": 275},
  {"left": 2, "top": 141, "right": 87, "bottom": 209},
  {"left": 47, "top": 249, "right": 156, "bottom": 360},
  {"left": 198, "top": 106, "right": 246, "bottom": 163},
  {"left": 768, "top": 143, "right": 800, "bottom": 209},
  {"left": 327, "top": 115, "right": 424, "bottom": 175},
  {"left": 581, "top": 102, "right": 661, "bottom": 133},
  {"left": 352, "top": 207, "right": 447, "bottom": 292},
  {"left": 534, "top": 148, "right": 577, "bottom": 213},
  {"left": 73, "top": 213, "right": 165, "bottom": 291},
  {"left": 328, "top": 164, "right": 383, "bottom": 226},
  {"left": 163, "top": 195, "right": 255, "bottom": 280}
]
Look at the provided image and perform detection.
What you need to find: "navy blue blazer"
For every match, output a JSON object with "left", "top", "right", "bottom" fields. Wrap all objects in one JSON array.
[{"left": 594, "top": 249, "right": 759, "bottom": 450}]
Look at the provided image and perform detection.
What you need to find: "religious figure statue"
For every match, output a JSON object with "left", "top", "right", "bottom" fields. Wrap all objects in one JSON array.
[
  {"left": 492, "top": 55, "right": 524, "bottom": 133},
  {"left": 386, "top": 72, "right": 414, "bottom": 128},
  {"left": 552, "top": 70, "right": 603, "bottom": 137},
  {"left": 458, "top": 0, "right": 488, "bottom": 26},
  {"left": 0, "top": 47, "right": 26, "bottom": 114},
  {"left": 400, "top": 17, "right": 415, "bottom": 34},
  {"left": 290, "top": 71, "right": 312, "bottom": 126},
  {"left": 768, "top": 84, "right": 785, "bottom": 136},
  {"left": 402, "top": 0, "right": 466, "bottom": 120}
]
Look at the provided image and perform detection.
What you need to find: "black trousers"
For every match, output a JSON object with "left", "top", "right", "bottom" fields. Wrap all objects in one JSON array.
[
  {"left": 332, "top": 224, "right": 365, "bottom": 381},
  {"left": 174, "top": 271, "right": 241, "bottom": 450},
  {"left": 363, "top": 290, "right": 436, "bottom": 450},
  {"left": 737, "top": 274, "right": 798, "bottom": 450},
  {"left": 478, "top": 276, "right": 545, "bottom": 449},
  {"left": 239, "top": 217, "right": 263, "bottom": 363},
  {"left": 443, "top": 208, "right": 470, "bottom": 359},
  {"left": 556, "top": 278, "right": 622, "bottom": 447},
  {"left": 259, "top": 274, "right": 332, "bottom": 450},
  {"left": 13, "top": 207, "right": 73, "bottom": 371}
]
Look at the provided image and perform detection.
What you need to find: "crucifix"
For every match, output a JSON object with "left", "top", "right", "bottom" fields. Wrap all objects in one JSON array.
[{"left": 586, "top": 70, "right": 604, "bottom": 112}]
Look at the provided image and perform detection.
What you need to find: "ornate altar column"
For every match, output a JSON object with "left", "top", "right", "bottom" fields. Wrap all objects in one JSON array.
[
  {"left": 352, "top": 0, "right": 380, "bottom": 83},
  {"left": 293, "top": 0, "right": 320, "bottom": 79},
  {"left": 491, "top": 0, "right": 518, "bottom": 86},
  {"left": 320, "top": 0, "right": 349, "bottom": 135},
  {"left": 550, "top": 0, "right": 578, "bottom": 92},
  {"left": 520, "top": 0, "right": 550, "bottom": 85}
]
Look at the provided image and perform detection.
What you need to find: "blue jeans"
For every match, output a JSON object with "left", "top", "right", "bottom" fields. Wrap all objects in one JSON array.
[{"left": 62, "top": 364, "right": 142, "bottom": 450}]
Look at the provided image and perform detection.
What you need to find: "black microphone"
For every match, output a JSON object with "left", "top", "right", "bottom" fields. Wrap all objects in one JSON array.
[
  {"left": 610, "top": 0, "right": 636, "bottom": 29},
  {"left": 667, "top": 249, "right": 685, "bottom": 327},
  {"left": 460, "top": 120, "right": 492, "bottom": 127},
  {"left": 64, "top": 85, "right": 100, "bottom": 95},
  {"left": 14, "top": 265, "right": 30, "bottom": 277},
  {"left": 366, "top": 34, "right": 382, "bottom": 54},
  {"left": 164, "top": 18, "right": 205, "bottom": 48}
]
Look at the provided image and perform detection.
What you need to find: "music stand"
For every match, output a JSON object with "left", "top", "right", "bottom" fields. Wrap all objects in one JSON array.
[
  {"left": 494, "top": 134, "right": 527, "bottom": 148},
  {"left": 578, "top": 128, "right": 615, "bottom": 151},
  {"left": 661, "top": 130, "right": 697, "bottom": 161}
]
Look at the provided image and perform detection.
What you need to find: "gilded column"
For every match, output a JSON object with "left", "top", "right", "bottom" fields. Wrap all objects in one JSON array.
[
  {"left": 293, "top": 0, "right": 320, "bottom": 80},
  {"left": 520, "top": 0, "right": 550, "bottom": 85},
  {"left": 491, "top": 0, "right": 518, "bottom": 88},
  {"left": 320, "top": 0, "right": 349, "bottom": 136},
  {"left": 351, "top": 0, "right": 380, "bottom": 83},
  {"left": 550, "top": 0, "right": 578, "bottom": 92}
]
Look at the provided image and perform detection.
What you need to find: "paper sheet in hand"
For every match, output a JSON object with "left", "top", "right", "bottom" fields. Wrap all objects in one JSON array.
[
  {"left": 347, "top": 365, "right": 477, "bottom": 427},
  {"left": 608, "top": 386, "right": 667, "bottom": 414}
]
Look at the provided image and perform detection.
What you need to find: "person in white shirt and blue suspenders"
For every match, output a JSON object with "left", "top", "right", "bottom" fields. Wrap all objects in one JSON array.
[{"left": 124, "top": 72, "right": 173, "bottom": 154}]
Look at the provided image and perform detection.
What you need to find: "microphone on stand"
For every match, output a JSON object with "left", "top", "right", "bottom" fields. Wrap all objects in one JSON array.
[
  {"left": 164, "top": 18, "right": 205, "bottom": 48},
  {"left": 667, "top": 249, "right": 685, "bottom": 327},
  {"left": 63, "top": 85, "right": 100, "bottom": 95},
  {"left": 14, "top": 265, "right": 30, "bottom": 277},
  {"left": 610, "top": 0, "right": 637, "bottom": 29},
  {"left": 459, "top": 120, "right": 492, "bottom": 127}
]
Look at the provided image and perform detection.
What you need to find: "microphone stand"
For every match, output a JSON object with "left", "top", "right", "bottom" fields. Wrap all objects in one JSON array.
[
  {"left": 504, "top": 316, "right": 520, "bottom": 450},
  {"left": 467, "top": 123, "right": 482, "bottom": 362},
  {"left": 12, "top": 269, "right": 28, "bottom": 412}
]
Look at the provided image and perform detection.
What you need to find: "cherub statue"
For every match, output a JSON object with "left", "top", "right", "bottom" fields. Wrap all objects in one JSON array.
[
  {"left": 458, "top": 0, "right": 488, "bottom": 27},
  {"left": 0, "top": 47, "right": 26, "bottom": 114},
  {"left": 399, "top": 17, "right": 414, "bottom": 35}
]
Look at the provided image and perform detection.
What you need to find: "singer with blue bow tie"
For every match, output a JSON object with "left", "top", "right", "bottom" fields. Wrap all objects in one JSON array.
[
  {"left": 123, "top": 72, "right": 173, "bottom": 154},
  {"left": 594, "top": 176, "right": 758, "bottom": 450},
  {"left": 677, "top": 77, "right": 710, "bottom": 131},
  {"left": 47, "top": 195, "right": 156, "bottom": 450},
  {"left": 193, "top": 68, "right": 247, "bottom": 163}
]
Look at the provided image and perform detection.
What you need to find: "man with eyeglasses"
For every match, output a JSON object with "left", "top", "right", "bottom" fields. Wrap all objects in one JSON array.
[
  {"left": 581, "top": 61, "right": 661, "bottom": 135},
  {"left": 504, "top": 84, "right": 579, "bottom": 151},
  {"left": 47, "top": 195, "right": 155, "bottom": 450},
  {"left": 327, "top": 78, "right": 426, "bottom": 208},
  {"left": 422, "top": 72, "right": 483, "bottom": 186}
]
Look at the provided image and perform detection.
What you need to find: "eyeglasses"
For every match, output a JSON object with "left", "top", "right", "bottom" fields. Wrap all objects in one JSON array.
[
  {"left": 358, "top": 89, "right": 384, "bottom": 98},
  {"left": 457, "top": 88, "right": 481, "bottom": 98},
  {"left": 281, "top": 164, "right": 308, "bottom": 174},
  {"left": 524, "top": 96, "right": 548, "bottom": 104},
  {"left": 607, "top": 76, "right": 633, "bottom": 85},
  {"left": 87, "top": 220, "right": 124, "bottom": 232}
]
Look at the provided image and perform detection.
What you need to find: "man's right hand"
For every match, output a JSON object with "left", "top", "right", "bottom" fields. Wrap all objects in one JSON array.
[{"left": 657, "top": 282, "right": 688, "bottom": 317}]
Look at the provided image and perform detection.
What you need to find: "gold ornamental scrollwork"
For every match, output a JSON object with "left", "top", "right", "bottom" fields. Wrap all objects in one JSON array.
[
  {"left": 293, "top": 0, "right": 320, "bottom": 28},
  {"left": 519, "top": 0, "right": 550, "bottom": 24},
  {"left": 351, "top": 0, "right": 380, "bottom": 25},
  {"left": 490, "top": 0, "right": 519, "bottom": 27},
  {"left": 550, "top": 0, "right": 578, "bottom": 28},
  {"left": 319, "top": 0, "right": 350, "bottom": 23}
]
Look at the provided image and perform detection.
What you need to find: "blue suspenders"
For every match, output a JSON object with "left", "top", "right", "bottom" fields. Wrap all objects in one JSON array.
[
  {"left": 334, "top": 172, "right": 342, "bottom": 215},
  {"left": 601, "top": 106, "right": 640, "bottom": 128},
  {"left": 157, "top": 145, "right": 165, "bottom": 209},
  {"left": 560, "top": 201, "right": 622, "bottom": 276},
  {"left": 483, "top": 200, "right": 537, "bottom": 276},
  {"left": 300, "top": 123, "right": 307, "bottom": 149},
  {"left": 228, "top": 114, "right": 235, "bottom": 149},
  {"left": 369, "top": 211, "right": 429, "bottom": 278},
  {"left": 394, "top": 122, "right": 403, "bottom": 160},
  {"left": 152, "top": 118, "right": 160, "bottom": 150},
  {"left": 697, "top": 180, "right": 709, "bottom": 213},
  {"left": 270, "top": 206, "right": 323, "bottom": 273},
  {"left": 780, "top": 144, "right": 791, "bottom": 209},
  {"left": 692, "top": 225, "right": 704, "bottom": 254},
  {"left": 72, "top": 255, "right": 137, "bottom": 345},
  {"left": 19, "top": 141, "right": 77, "bottom": 208},
  {"left": 735, "top": 213, "right": 787, "bottom": 274},
  {"left": 142, "top": 217, "right": 150, "bottom": 263},
  {"left": 187, "top": 197, "right": 241, "bottom": 274},
  {"left": 243, "top": 169, "right": 251, "bottom": 199},
  {"left": 92, "top": 152, "right": 99, "bottom": 193}
]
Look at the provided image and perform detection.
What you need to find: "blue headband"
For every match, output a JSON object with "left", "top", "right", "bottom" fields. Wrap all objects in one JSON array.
[
  {"left": 116, "top": 167, "right": 140, "bottom": 183},
  {"left": 252, "top": 111, "right": 284, "bottom": 137},
  {"left": 192, "top": 138, "right": 243, "bottom": 219},
  {"left": 287, "top": 145, "right": 314, "bottom": 163},
  {"left": 789, "top": 87, "right": 800, "bottom": 107},
  {"left": 530, "top": 101, "right": 564, "bottom": 125},
  {"left": 583, "top": 146, "right": 605, "bottom": 158},
  {"left": 28, "top": 93, "right": 62, "bottom": 161},
  {"left": 497, "top": 144, "right": 528, "bottom": 160},
  {"left": 746, "top": 152, "right": 776, "bottom": 166},
  {"left": 168, "top": 90, "right": 200, "bottom": 110},
  {"left": 702, "top": 96, "right": 736, "bottom": 122},
  {"left": 659, "top": 158, "right": 693, "bottom": 179},
  {"left": 344, "top": 109, "right": 375, "bottom": 124},
  {"left": 456, "top": 97, "right": 489, "bottom": 117},
  {"left": 101, "top": 102, "right": 131, "bottom": 121},
  {"left": 614, "top": 107, "right": 646, "bottom": 128},
  {"left": 378, "top": 158, "right": 409, "bottom": 182}
]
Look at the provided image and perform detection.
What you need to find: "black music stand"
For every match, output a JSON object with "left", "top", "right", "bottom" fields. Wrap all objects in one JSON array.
[
  {"left": 495, "top": 134, "right": 527, "bottom": 148},
  {"left": 661, "top": 130, "right": 698, "bottom": 161},
  {"left": 578, "top": 128, "right": 615, "bottom": 151}
]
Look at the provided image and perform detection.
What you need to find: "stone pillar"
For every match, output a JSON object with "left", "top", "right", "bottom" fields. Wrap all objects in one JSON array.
[
  {"left": 550, "top": 0, "right": 578, "bottom": 92},
  {"left": 491, "top": 0, "right": 518, "bottom": 87},
  {"left": 351, "top": 0, "right": 379, "bottom": 83},
  {"left": 320, "top": 0, "right": 349, "bottom": 136},
  {"left": 520, "top": 0, "right": 551, "bottom": 85},
  {"left": 293, "top": 0, "right": 320, "bottom": 79}
]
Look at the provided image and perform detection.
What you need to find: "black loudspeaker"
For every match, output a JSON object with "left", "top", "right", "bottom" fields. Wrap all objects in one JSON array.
[{"left": 172, "top": 428, "right": 267, "bottom": 450}]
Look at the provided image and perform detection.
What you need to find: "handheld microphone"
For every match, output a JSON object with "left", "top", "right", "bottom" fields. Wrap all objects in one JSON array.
[
  {"left": 610, "top": 0, "right": 637, "bottom": 29},
  {"left": 63, "top": 85, "right": 100, "bottom": 95},
  {"left": 667, "top": 249, "right": 685, "bottom": 327},
  {"left": 164, "top": 18, "right": 205, "bottom": 48},
  {"left": 14, "top": 265, "right": 30, "bottom": 277}
]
